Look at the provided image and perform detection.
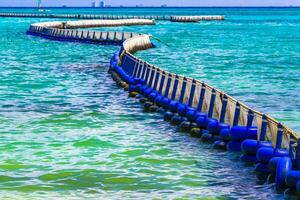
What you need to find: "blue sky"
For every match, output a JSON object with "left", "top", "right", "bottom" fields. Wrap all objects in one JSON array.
[{"left": 1, "top": 0, "right": 300, "bottom": 7}]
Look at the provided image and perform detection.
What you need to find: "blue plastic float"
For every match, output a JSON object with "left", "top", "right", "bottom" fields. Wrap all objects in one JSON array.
[{"left": 110, "top": 50, "right": 300, "bottom": 194}]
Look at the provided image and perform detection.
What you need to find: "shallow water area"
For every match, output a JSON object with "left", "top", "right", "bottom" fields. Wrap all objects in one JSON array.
[{"left": 0, "top": 7, "right": 299, "bottom": 199}]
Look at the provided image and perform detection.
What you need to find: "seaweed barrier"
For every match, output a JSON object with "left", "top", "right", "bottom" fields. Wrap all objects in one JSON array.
[
  {"left": 26, "top": 19, "right": 155, "bottom": 45},
  {"left": 22, "top": 15, "right": 300, "bottom": 195},
  {"left": 0, "top": 12, "right": 224, "bottom": 22}
]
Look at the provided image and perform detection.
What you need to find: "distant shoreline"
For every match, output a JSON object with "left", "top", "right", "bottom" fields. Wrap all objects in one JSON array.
[{"left": 0, "top": 6, "right": 300, "bottom": 9}]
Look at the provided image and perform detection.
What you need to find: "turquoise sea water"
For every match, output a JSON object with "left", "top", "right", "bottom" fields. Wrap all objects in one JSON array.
[{"left": 0, "top": 7, "right": 300, "bottom": 199}]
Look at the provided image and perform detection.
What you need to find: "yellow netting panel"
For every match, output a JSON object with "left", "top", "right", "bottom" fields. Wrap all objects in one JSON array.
[
  {"left": 101, "top": 32, "right": 107, "bottom": 40},
  {"left": 115, "top": 32, "right": 123, "bottom": 41},
  {"left": 146, "top": 65, "right": 155, "bottom": 86},
  {"left": 253, "top": 113, "right": 263, "bottom": 140},
  {"left": 137, "top": 61, "right": 144, "bottom": 79},
  {"left": 225, "top": 96, "right": 236, "bottom": 126},
  {"left": 213, "top": 91, "right": 223, "bottom": 120},
  {"left": 283, "top": 127, "right": 291, "bottom": 149},
  {"left": 238, "top": 106, "right": 248, "bottom": 127},
  {"left": 72, "top": 30, "right": 77, "bottom": 37},
  {"left": 87, "top": 31, "right": 94, "bottom": 39},
  {"left": 108, "top": 32, "right": 115, "bottom": 40},
  {"left": 142, "top": 63, "right": 150, "bottom": 84},
  {"left": 202, "top": 86, "right": 212, "bottom": 114},
  {"left": 184, "top": 78, "right": 193, "bottom": 104},
  {"left": 265, "top": 117, "right": 290, "bottom": 149},
  {"left": 161, "top": 72, "right": 170, "bottom": 97},
  {"left": 64, "top": 30, "right": 69, "bottom": 37},
  {"left": 145, "top": 63, "right": 153, "bottom": 82},
  {"left": 132, "top": 59, "right": 139, "bottom": 77},
  {"left": 155, "top": 70, "right": 163, "bottom": 91},
  {"left": 175, "top": 76, "right": 184, "bottom": 101},
  {"left": 61, "top": 30, "right": 67, "bottom": 37},
  {"left": 88, "top": 31, "right": 93, "bottom": 39},
  {"left": 167, "top": 74, "right": 176, "bottom": 99},
  {"left": 82, "top": 31, "right": 88, "bottom": 38},
  {"left": 141, "top": 62, "right": 148, "bottom": 81},
  {"left": 123, "top": 32, "right": 131, "bottom": 40},
  {"left": 94, "top": 32, "right": 101, "bottom": 39},
  {"left": 266, "top": 118, "right": 279, "bottom": 147},
  {"left": 192, "top": 81, "right": 202, "bottom": 109},
  {"left": 60, "top": 29, "right": 65, "bottom": 36},
  {"left": 153, "top": 67, "right": 160, "bottom": 89},
  {"left": 150, "top": 68, "right": 158, "bottom": 88}
]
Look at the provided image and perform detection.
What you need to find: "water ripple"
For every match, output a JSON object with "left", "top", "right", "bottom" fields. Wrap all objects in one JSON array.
[{"left": 0, "top": 7, "right": 299, "bottom": 199}]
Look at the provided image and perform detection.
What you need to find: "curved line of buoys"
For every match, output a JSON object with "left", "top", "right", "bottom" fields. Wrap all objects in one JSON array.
[
  {"left": 112, "top": 35, "right": 300, "bottom": 196},
  {"left": 26, "top": 19, "right": 155, "bottom": 46},
  {"left": 13, "top": 15, "right": 300, "bottom": 196},
  {"left": 0, "top": 12, "right": 224, "bottom": 22}
]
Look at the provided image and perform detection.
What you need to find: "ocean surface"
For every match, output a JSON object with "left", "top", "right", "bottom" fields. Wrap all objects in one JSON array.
[{"left": 0, "top": 7, "right": 300, "bottom": 199}]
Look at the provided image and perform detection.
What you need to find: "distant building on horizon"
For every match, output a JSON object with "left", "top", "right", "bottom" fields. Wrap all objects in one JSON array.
[
  {"left": 100, "top": 1, "right": 106, "bottom": 8},
  {"left": 92, "top": 0, "right": 104, "bottom": 8}
]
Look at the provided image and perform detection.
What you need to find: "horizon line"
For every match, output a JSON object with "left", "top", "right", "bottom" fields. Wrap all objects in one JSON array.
[{"left": 1, "top": 6, "right": 300, "bottom": 8}]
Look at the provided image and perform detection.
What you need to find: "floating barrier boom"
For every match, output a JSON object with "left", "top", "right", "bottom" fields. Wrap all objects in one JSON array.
[
  {"left": 113, "top": 33, "right": 300, "bottom": 194},
  {"left": 23, "top": 16, "right": 300, "bottom": 195},
  {"left": 120, "top": 35, "right": 298, "bottom": 148},
  {"left": 0, "top": 12, "right": 224, "bottom": 22},
  {"left": 27, "top": 19, "right": 155, "bottom": 45}
]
